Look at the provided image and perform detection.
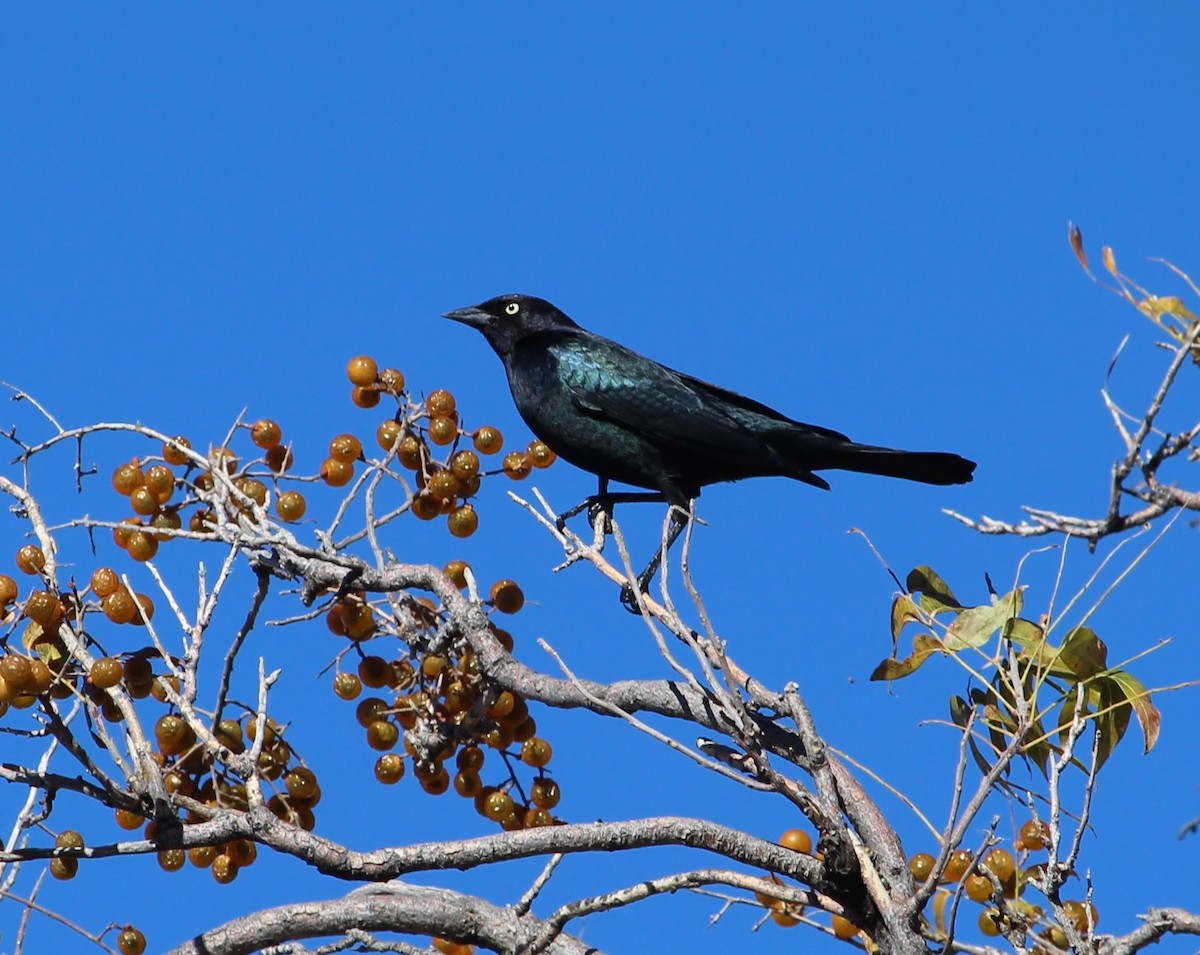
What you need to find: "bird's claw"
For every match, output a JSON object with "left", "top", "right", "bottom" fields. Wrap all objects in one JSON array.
[
  {"left": 587, "top": 502, "right": 613, "bottom": 535},
  {"left": 619, "top": 581, "right": 646, "bottom": 615}
]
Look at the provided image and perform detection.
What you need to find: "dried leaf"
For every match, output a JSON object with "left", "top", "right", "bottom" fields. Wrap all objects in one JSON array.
[
  {"left": 1068, "top": 222, "right": 1088, "bottom": 270},
  {"left": 931, "top": 888, "right": 953, "bottom": 939},
  {"left": 1102, "top": 245, "right": 1118, "bottom": 276},
  {"left": 870, "top": 634, "right": 944, "bottom": 681}
]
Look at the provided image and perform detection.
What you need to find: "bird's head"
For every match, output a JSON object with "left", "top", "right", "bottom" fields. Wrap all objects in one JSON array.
[{"left": 444, "top": 294, "right": 579, "bottom": 357}]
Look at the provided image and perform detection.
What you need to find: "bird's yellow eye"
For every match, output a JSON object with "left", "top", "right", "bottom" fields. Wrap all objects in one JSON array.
[{"left": 504, "top": 302, "right": 520, "bottom": 315}]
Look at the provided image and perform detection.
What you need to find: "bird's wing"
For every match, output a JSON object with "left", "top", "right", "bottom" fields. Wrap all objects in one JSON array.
[
  {"left": 675, "top": 372, "right": 852, "bottom": 444},
  {"left": 548, "top": 333, "right": 800, "bottom": 456}
]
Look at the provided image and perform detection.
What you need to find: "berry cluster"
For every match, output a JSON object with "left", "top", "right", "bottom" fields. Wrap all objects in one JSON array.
[
  {"left": 328, "top": 563, "right": 560, "bottom": 831},
  {"left": 908, "top": 820, "right": 1099, "bottom": 946},
  {"left": 0, "top": 351, "right": 563, "bottom": 927},
  {"left": 356, "top": 354, "right": 557, "bottom": 537}
]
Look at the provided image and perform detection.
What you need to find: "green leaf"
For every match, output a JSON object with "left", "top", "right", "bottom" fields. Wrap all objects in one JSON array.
[
  {"left": 1023, "top": 713, "right": 1053, "bottom": 777},
  {"left": 1015, "top": 639, "right": 1078, "bottom": 679},
  {"left": 1003, "top": 616, "right": 1046, "bottom": 648},
  {"left": 906, "top": 565, "right": 963, "bottom": 614},
  {"left": 1105, "top": 670, "right": 1161, "bottom": 754},
  {"left": 870, "top": 634, "right": 944, "bottom": 681},
  {"left": 1058, "top": 627, "right": 1108, "bottom": 680},
  {"left": 1094, "top": 678, "right": 1131, "bottom": 770},
  {"left": 944, "top": 589, "right": 1024, "bottom": 651},
  {"left": 949, "top": 695, "right": 994, "bottom": 774}
]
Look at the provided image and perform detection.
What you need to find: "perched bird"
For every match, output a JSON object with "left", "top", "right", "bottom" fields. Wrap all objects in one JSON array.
[
  {"left": 445, "top": 294, "right": 974, "bottom": 499},
  {"left": 445, "top": 293, "right": 975, "bottom": 606}
]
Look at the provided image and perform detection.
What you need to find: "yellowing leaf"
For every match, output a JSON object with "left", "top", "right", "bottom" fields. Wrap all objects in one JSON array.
[
  {"left": 1106, "top": 670, "right": 1162, "bottom": 753},
  {"left": 1058, "top": 626, "right": 1109, "bottom": 680},
  {"left": 891, "top": 593, "right": 923, "bottom": 644},
  {"left": 870, "top": 634, "right": 944, "bottom": 681}
]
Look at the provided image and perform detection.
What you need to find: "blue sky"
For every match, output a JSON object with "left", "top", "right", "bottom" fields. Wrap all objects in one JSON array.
[{"left": 2, "top": 6, "right": 1199, "bottom": 954}]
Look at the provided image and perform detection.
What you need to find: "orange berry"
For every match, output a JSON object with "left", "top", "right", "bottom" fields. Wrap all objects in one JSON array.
[
  {"left": 333, "top": 671, "right": 362, "bottom": 700},
  {"left": 520, "top": 737, "right": 553, "bottom": 768},
  {"left": 329, "top": 434, "right": 363, "bottom": 462},
  {"left": 321, "top": 458, "right": 354, "bottom": 487},
  {"left": 1019, "top": 819, "right": 1049, "bottom": 851},
  {"left": 117, "top": 926, "right": 147, "bottom": 955},
  {"left": 352, "top": 386, "right": 381, "bottom": 408},
  {"left": 367, "top": 720, "right": 399, "bottom": 751},
  {"left": 473, "top": 426, "right": 503, "bottom": 454},
  {"left": 276, "top": 490, "right": 307, "bottom": 521},
  {"left": 347, "top": 355, "right": 378, "bottom": 387},
  {"left": 103, "top": 590, "right": 138, "bottom": 624},
  {"left": 428, "top": 416, "right": 458, "bottom": 446},
  {"left": 983, "top": 847, "right": 1015, "bottom": 882},
  {"left": 909, "top": 852, "right": 935, "bottom": 881},
  {"left": 163, "top": 436, "right": 192, "bottom": 466},
  {"left": 375, "top": 753, "right": 405, "bottom": 784},
  {"left": 23, "top": 590, "right": 63, "bottom": 627},
  {"left": 427, "top": 389, "right": 456, "bottom": 417},
  {"left": 377, "top": 419, "right": 402, "bottom": 451},
  {"left": 779, "top": 828, "right": 813, "bottom": 854},
  {"left": 490, "top": 579, "right": 525, "bottom": 614},
  {"left": 979, "top": 909, "right": 1003, "bottom": 937},
  {"left": 144, "top": 465, "right": 175, "bottom": 501},
  {"left": 443, "top": 560, "right": 470, "bottom": 589},
  {"left": 831, "top": 915, "right": 857, "bottom": 940},
  {"left": 265, "top": 445, "right": 294, "bottom": 473},
  {"left": 112, "top": 462, "right": 145, "bottom": 496},
  {"left": 379, "top": 368, "right": 405, "bottom": 394},
  {"left": 482, "top": 790, "right": 514, "bottom": 821},
  {"left": 251, "top": 420, "right": 282, "bottom": 450},
  {"left": 412, "top": 493, "right": 440, "bottom": 521},
  {"left": 127, "top": 532, "right": 159, "bottom": 563},
  {"left": 234, "top": 475, "right": 266, "bottom": 504},
  {"left": 530, "top": 777, "right": 560, "bottom": 809},
  {"left": 397, "top": 434, "right": 424, "bottom": 470},
  {"left": 527, "top": 440, "right": 557, "bottom": 468},
  {"left": 965, "top": 873, "right": 993, "bottom": 902},
  {"left": 447, "top": 505, "right": 478, "bottom": 538},
  {"left": 502, "top": 452, "right": 531, "bottom": 479},
  {"left": 15, "top": 545, "right": 46, "bottom": 575},
  {"left": 89, "top": 657, "right": 125, "bottom": 689},
  {"left": 944, "top": 848, "right": 972, "bottom": 882}
]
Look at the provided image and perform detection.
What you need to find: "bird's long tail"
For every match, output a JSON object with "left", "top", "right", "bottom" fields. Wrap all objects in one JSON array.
[{"left": 813, "top": 443, "right": 976, "bottom": 486}]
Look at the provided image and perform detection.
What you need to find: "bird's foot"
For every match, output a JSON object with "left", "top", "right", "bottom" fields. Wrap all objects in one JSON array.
[
  {"left": 619, "top": 560, "right": 660, "bottom": 616},
  {"left": 619, "top": 580, "right": 646, "bottom": 615},
  {"left": 587, "top": 501, "right": 614, "bottom": 535}
]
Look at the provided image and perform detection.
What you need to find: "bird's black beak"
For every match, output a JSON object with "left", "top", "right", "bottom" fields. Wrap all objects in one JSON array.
[{"left": 443, "top": 305, "right": 491, "bottom": 328}]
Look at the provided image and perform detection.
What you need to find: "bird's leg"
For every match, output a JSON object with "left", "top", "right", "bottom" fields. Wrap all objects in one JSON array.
[
  {"left": 554, "top": 478, "right": 667, "bottom": 536},
  {"left": 620, "top": 505, "right": 689, "bottom": 615}
]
